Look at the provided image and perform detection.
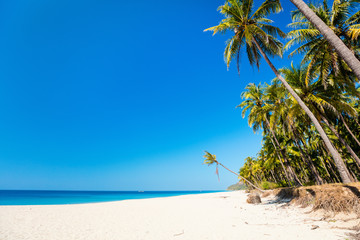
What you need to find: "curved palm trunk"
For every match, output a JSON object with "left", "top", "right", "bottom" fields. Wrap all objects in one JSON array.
[
  {"left": 269, "top": 169, "right": 277, "bottom": 182},
  {"left": 339, "top": 113, "right": 360, "bottom": 147},
  {"left": 294, "top": 155, "right": 310, "bottom": 183},
  {"left": 289, "top": 0, "right": 360, "bottom": 80},
  {"left": 349, "top": 167, "right": 359, "bottom": 182},
  {"left": 277, "top": 168, "right": 288, "bottom": 183},
  {"left": 319, "top": 156, "right": 331, "bottom": 183},
  {"left": 320, "top": 114, "right": 360, "bottom": 168},
  {"left": 252, "top": 38, "right": 352, "bottom": 183},
  {"left": 328, "top": 159, "right": 342, "bottom": 182},
  {"left": 320, "top": 144, "right": 343, "bottom": 182},
  {"left": 291, "top": 127, "right": 324, "bottom": 185},
  {"left": 295, "top": 128, "right": 326, "bottom": 184},
  {"left": 264, "top": 117, "right": 302, "bottom": 186},
  {"left": 354, "top": 117, "right": 360, "bottom": 129},
  {"left": 269, "top": 137, "right": 292, "bottom": 186}
]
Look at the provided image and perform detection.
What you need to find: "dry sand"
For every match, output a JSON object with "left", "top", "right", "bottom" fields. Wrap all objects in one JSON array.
[{"left": 0, "top": 191, "right": 358, "bottom": 240}]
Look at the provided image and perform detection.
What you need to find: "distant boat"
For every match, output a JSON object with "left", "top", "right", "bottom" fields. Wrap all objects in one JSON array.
[{"left": 138, "top": 191, "right": 144, "bottom": 192}]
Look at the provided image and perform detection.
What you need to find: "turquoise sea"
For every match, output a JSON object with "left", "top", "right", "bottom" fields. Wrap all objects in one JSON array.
[{"left": 0, "top": 190, "right": 220, "bottom": 205}]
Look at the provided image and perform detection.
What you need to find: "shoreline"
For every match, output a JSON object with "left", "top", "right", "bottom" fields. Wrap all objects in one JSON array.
[
  {"left": 0, "top": 191, "right": 358, "bottom": 239},
  {"left": 0, "top": 190, "right": 225, "bottom": 206}
]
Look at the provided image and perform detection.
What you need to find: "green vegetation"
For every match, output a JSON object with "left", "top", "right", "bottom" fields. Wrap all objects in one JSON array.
[
  {"left": 204, "top": 0, "right": 360, "bottom": 188},
  {"left": 227, "top": 183, "right": 247, "bottom": 191},
  {"left": 260, "top": 181, "right": 278, "bottom": 190}
]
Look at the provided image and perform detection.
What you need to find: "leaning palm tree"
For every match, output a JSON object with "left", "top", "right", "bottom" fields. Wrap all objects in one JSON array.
[
  {"left": 289, "top": 0, "right": 360, "bottom": 80},
  {"left": 279, "top": 64, "right": 360, "bottom": 172},
  {"left": 203, "top": 151, "right": 264, "bottom": 191},
  {"left": 205, "top": 0, "right": 352, "bottom": 182}
]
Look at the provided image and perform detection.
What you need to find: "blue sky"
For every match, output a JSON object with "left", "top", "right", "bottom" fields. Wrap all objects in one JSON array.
[{"left": 0, "top": 0, "right": 301, "bottom": 190}]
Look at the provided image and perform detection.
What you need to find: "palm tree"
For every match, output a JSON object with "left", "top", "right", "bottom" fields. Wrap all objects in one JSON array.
[
  {"left": 242, "top": 157, "right": 263, "bottom": 185},
  {"left": 286, "top": 0, "right": 360, "bottom": 146},
  {"left": 258, "top": 141, "right": 285, "bottom": 184},
  {"left": 203, "top": 151, "right": 264, "bottom": 191},
  {"left": 286, "top": 0, "right": 360, "bottom": 89},
  {"left": 264, "top": 81, "right": 324, "bottom": 184},
  {"left": 278, "top": 64, "right": 357, "bottom": 179},
  {"left": 289, "top": 0, "right": 360, "bottom": 80},
  {"left": 205, "top": 0, "right": 352, "bottom": 182},
  {"left": 239, "top": 83, "right": 300, "bottom": 186}
]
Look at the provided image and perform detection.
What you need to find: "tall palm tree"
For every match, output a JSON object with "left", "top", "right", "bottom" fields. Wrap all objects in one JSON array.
[
  {"left": 205, "top": 0, "right": 352, "bottom": 182},
  {"left": 289, "top": 0, "right": 360, "bottom": 80}
]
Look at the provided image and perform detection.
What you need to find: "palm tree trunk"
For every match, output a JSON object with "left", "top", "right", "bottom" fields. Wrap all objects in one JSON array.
[
  {"left": 278, "top": 169, "right": 288, "bottom": 184},
  {"left": 348, "top": 167, "right": 359, "bottom": 182},
  {"left": 294, "top": 129, "right": 328, "bottom": 184},
  {"left": 289, "top": 0, "right": 360, "bottom": 80},
  {"left": 354, "top": 117, "right": 360, "bottom": 129},
  {"left": 264, "top": 117, "right": 302, "bottom": 186},
  {"left": 270, "top": 169, "right": 277, "bottom": 182},
  {"left": 290, "top": 136, "right": 310, "bottom": 182},
  {"left": 320, "top": 140, "right": 353, "bottom": 182},
  {"left": 295, "top": 156, "right": 310, "bottom": 183},
  {"left": 255, "top": 174, "right": 262, "bottom": 184},
  {"left": 339, "top": 113, "right": 360, "bottom": 147},
  {"left": 291, "top": 126, "right": 324, "bottom": 184},
  {"left": 327, "top": 157, "right": 341, "bottom": 183},
  {"left": 319, "top": 156, "right": 331, "bottom": 183},
  {"left": 320, "top": 114, "right": 360, "bottom": 168},
  {"left": 292, "top": 131, "right": 323, "bottom": 185},
  {"left": 268, "top": 136, "right": 292, "bottom": 186},
  {"left": 277, "top": 161, "right": 291, "bottom": 185},
  {"left": 252, "top": 38, "right": 352, "bottom": 183}
]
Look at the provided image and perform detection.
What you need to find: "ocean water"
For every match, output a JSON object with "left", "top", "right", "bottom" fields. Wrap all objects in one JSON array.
[{"left": 0, "top": 190, "right": 220, "bottom": 205}]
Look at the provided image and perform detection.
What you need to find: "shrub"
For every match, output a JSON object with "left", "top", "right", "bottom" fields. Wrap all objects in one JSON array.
[{"left": 261, "top": 181, "right": 279, "bottom": 190}]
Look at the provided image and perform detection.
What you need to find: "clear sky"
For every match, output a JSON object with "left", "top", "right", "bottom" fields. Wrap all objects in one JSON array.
[{"left": 0, "top": 0, "right": 302, "bottom": 190}]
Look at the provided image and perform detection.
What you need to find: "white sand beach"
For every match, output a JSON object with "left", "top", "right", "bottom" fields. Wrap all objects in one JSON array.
[{"left": 0, "top": 191, "right": 357, "bottom": 240}]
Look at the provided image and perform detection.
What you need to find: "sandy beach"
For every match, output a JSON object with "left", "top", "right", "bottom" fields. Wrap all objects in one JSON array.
[{"left": 0, "top": 191, "right": 357, "bottom": 240}]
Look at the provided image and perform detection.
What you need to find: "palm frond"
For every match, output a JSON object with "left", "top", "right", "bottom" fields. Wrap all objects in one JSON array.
[
  {"left": 251, "top": 0, "right": 282, "bottom": 19},
  {"left": 203, "top": 151, "right": 218, "bottom": 166},
  {"left": 348, "top": 24, "right": 360, "bottom": 40}
]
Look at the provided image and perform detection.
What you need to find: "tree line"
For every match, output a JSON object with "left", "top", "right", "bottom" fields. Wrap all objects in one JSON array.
[{"left": 204, "top": 0, "right": 360, "bottom": 188}]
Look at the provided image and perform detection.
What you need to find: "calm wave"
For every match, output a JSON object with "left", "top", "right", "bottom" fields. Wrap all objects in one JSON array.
[{"left": 0, "top": 190, "right": 220, "bottom": 205}]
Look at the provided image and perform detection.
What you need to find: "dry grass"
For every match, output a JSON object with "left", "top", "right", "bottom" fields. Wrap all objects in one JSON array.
[
  {"left": 272, "top": 183, "right": 360, "bottom": 215},
  {"left": 264, "top": 183, "right": 360, "bottom": 239}
]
